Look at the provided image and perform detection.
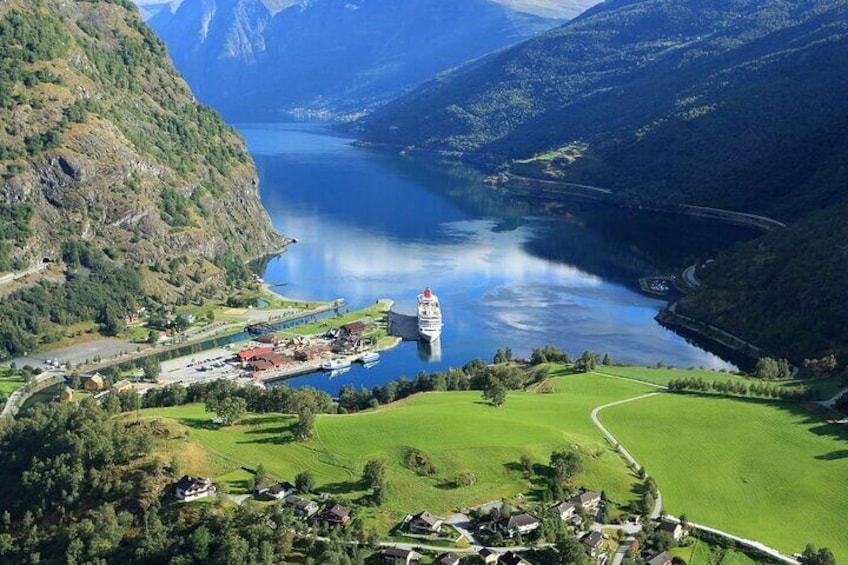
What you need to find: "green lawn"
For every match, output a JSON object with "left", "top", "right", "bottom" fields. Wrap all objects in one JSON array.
[
  {"left": 600, "top": 394, "right": 848, "bottom": 562},
  {"left": 595, "top": 365, "right": 750, "bottom": 387},
  {"left": 142, "top": 372, "right": 653, "bottom": 532},
  {"left": 283, "top": 301, "right": 389, "bottom": 337},
  {"left": 0, "top": 370, "right": 25, "bottom": 396}
]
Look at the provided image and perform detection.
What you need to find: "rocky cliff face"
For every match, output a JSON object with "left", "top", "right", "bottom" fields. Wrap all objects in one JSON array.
[
  {"left": 0, "top": 0, "right": 283, "bottom": 301},
  {"left": 148, "top": 0, "right": 573, "bottom": 120}
]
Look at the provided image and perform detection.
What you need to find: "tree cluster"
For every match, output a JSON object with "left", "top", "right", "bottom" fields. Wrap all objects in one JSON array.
[{"left": 666, "top": 377, "right": 816, "bottom": 401}]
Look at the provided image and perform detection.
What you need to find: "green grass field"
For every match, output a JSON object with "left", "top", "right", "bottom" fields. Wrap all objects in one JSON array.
[
  {"left": 0, "top": 370, "right": 25, "bottom": 396},
  {"left": 142, "top": 372, "right": 653, "bottom": 532},
  {"left": 600, "top": 393, "right": 848, "bottom": 562},
  {"left": 595, "top": 365, "right": 750, "bottom": 387}
]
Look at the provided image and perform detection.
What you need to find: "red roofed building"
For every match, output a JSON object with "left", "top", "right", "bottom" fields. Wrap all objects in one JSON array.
[{"left": 237, "top": 346, "right": 274, "bottom": 363}]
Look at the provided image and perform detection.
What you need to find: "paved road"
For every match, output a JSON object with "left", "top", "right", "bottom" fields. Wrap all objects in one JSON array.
[
  {"left": 589, "top": 391, "right": 663, "bottom": 519},
  {"left": 0, "top": 261, "right": 48, "bottom": 288},
  {"left": 611, "top": 535, "right": 636, "bottom": 565},
  {"left": 682, "top": 264, "right": 701, "bottom": 288}
]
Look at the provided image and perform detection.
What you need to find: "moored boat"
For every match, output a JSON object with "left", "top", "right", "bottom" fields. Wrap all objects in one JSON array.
[
  {"left": 358, "top": 351, "right": 380, "bottom": 364},
  {"left": 417, "top": 287, "right": 443, "bottom": 343},
  {"left": 321, "top": 358, "right": 351, "bottom": 371}
]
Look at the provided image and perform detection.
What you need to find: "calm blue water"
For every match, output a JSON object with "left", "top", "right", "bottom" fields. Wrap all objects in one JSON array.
[{"left": 240, "top": 123, "right": 749, "bottom": 394}]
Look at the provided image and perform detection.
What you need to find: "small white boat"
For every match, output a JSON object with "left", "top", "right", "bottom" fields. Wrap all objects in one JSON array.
[
  {"left": 358, "top": 351, "right": 380, "bottom": 364},
  {"left": 327, "top": 367, "right": 351, "bottom": 378},
  {"left": 321, "top": 358, "right": 351, "bottom": 371}
]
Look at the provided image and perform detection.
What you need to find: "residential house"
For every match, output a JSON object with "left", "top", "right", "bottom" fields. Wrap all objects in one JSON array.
[
  {"left": 581, "top": 531, "right": 604, "bottom": 557},
  {"left": 342, "top": 321, "right": 366, "bottom": 337},
  {"left": 255, "top": 481, "right": 295, "bottom": 500},
  {"left": 645, "top": 551, "right": 672, "bottom": 565},
  {"left": 499, "top": 551, "right": 532, "bottom": 565},
  {"left": 570, "top": 490, "right": 602, "bottom": 513},
  {"left": 501, "top": 513, "right": 540, "bottom": 538},
  {"left": 249, "top": 352, "right": 292, "bottom": 373},
  {"left": 437, "top": 552, "right": 461, "bottom": 565},
  {"left": 294, "top": 344, "right": 331, "bottom": 361},
  {"left": 318, "top": 504, "right": 351, "bottom": 526},
  {"left": 383, "top": 547, "right": 422, "bottom": 565},
  {"left": 284, "top": 495, "right": 319, "bottom": 519},
  {"left": 174, "top": 475, "right": 217, "bottom": 501},
  {"left": 550, "top": 501, "right": 577, "bottom": 521},
  {"left": 657, "top": 521, "right": 685, "bottom": 541},
  {"left": 110, "top": 379, "right": 134, "bottom": 393},
  {"left": 84, "top": 374, "right": 105, "bottom": 391},
  {"left": 61, "top": 386, "right": 74, "bottom": 402},
  {"left": 408, "top": 510, "right": 444, "bottom": 534},
  {"left": 256, "top": 334, "right": 282, "bottom": 345},
  {"left": 478, "top": 548, "right": 499, "bottom": 565}
]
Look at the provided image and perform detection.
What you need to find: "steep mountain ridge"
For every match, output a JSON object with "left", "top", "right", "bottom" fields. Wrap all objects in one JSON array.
[
  {"left": 148, "top": 0, "right": 576, "bottom": 120},
  {"left": 355, "top": 0, "right": 848, "bottom": 363},
  {"left": 0, "top": 0, "right": 282, "bottom": 356},
  {"left": 356, "top": 0, "right": 848, "bottom": 220}
]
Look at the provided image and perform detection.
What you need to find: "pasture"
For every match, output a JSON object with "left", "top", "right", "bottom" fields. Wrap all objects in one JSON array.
[
  {"left": 600, "top": 393, "right": 848, "bottom": 562},
  {"left": 142, "top": 372, "right": 652, "bottom": 531}
]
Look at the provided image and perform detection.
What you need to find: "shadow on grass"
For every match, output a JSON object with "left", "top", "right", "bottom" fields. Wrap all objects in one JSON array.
[
  {"left": 814, "top": 449, "right": 848, "bottom": 461},
  {"left": 321, "top": 479, "right": 365, "bottom": 496},
  {"left": 178, "top": 417, "right": 220, "bottom": 431}
]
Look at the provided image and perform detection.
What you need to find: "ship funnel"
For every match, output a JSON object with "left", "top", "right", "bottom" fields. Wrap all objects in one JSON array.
[{"left": 424, "top": 287, "right": 432, "bottom": 298}]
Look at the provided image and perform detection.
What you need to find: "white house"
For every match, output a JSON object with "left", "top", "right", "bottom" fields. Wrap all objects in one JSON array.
[{"left": 174, "top": 475, "right": 217, "bottom": 501}]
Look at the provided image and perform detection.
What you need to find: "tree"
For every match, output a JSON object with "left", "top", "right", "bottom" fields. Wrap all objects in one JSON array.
[
  {"left": 293, "top": 407, "right": 315, "bottom": 441},
  {"left": 253, "top": 464, "right": 267, "bottom": 490},
  {"left": 556, "top": 532, "right": 589, "bottom": 565},
  {"left": 754, "top": 357, "right": 779, "bottom": 379},
  {"left": 209, "top": 396, "right": 247, "bottom": 425},
  {"left": 141, "top": 357, "right": 161, "bottom": 381},
  {"left": 362, "top": 459, "right": 387, "bottom": 504},
  {"left": 295, "top": 471, "right": 314, "bottom": 493},
  {"left": 520, "top": 454, "right": 533, "bottom": 479},
  {"left": 550, "top": 450, "right": 582, "bottom": 481},
  {"left": 800, "top": 544, "right": 836, "bottom": 565},
  {"left": 575, "top": 351, "right": 600, "bottom": 373},
  {"left": 602, "top": 353, "right": 612, "bottom": 366},
  {"left": 482, "top": 381, "right": 506, "bottom": 407}
]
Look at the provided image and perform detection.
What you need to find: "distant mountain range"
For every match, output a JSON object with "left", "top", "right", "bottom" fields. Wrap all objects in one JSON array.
[
  {"left": 145, "top": 0, "right": 595, "bottom": 120},
  {"left": 355, "top": 0, "right": 848, "bottom": 363}
]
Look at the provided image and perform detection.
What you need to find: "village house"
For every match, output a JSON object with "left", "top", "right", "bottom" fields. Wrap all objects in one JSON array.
[
  {"left": 479, "top": 548, "right": 499, "bottom": 564},
  {"left": 110, "top": 379, "right": 134, "bottom": 393},
  {"left": 383, "top": 547, "right": 422, "bottom": 565},
  {"left": 550, "top": 500, "right": 577, "bottom": 521},
  {"left": 500, "top": 513, "right": 540, "bottom": 538},
  {"left": 342, "top": 321, "right": 366, "bottom": 337},
  {"left": 317, "top": 504, "right": 351, "bottom": 527},
  {"left": 581, "top": 531, "right": 604, "bottom": 557},
  {"left": 249, "top": 352, "right": 292, "bottom": 373},
  {"left": 294, "top": 344, "right": 331, "bottom": 362},
  {"left": 645, "top": 551, "right": 672, "bottom": 565},
  {"left": 499, "top": 551, "right": 533, "bottom": 565},
  {"left": 570, "top": 490, "right": 602, "bottom": 513},
  {"left": 657, "top": 521, "right": 685, "bottom": 541},
  {"left": 173, "top": 475, "right": 217, "bottom": 501},
  {"left": 436, "top": 552, "right": 461, "bottom": 565},
  {"left": 61, "top": 386, "right": 74, "bottom": 402},
  {"left": 254, "top": 481, "right": 295, "bottom": 500},
  {"left": 83, "top": 374, "right": 105, "bottom": 391},
  {"left": 284, "top": 495, "right": 319, "bottom": 519},
  {"left": 256, "top": 334, "right": 282, "bottom": 345},
  {"left": 408, "top": 510, "right": 444, "bottom": 534}
]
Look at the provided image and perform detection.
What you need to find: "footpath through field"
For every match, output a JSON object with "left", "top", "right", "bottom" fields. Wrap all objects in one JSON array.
[{"left": 590, "top": 372, "right": 800, "bottom": 565}]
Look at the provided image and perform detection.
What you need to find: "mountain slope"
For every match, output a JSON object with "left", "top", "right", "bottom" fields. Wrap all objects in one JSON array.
[
  {"left": 148, "top": 0, "right": 577, "bottom": 120},
  {"left": 357, "top": 0, "right": 848, "bottom": 221},
  {"left": 0, "top": 0, "right": 282, "bottom": 357},
  {"left": 357, "top": 0, "right": 848, "bottom": 364}
]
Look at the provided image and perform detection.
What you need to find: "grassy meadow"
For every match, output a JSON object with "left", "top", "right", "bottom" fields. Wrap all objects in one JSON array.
[
  {"left": 142, "top": 372, "right": 652, "bottom": 532},
  {"left": 600, "top": 393, "right": 848, "bottom": 562}
]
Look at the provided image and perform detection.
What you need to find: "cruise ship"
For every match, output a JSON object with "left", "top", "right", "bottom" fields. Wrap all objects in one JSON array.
[{"left": 417, "top": 287, "right": 443, "bottom": 343}]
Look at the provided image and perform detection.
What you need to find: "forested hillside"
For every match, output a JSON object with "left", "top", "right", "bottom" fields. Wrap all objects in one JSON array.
[
  {"left": 356, "top": 0, "right": 848, "bottom": 364},
  {"left": 0, "top": 0, "right": 282, "bottom": 358},
  {"left": 356, "top": 0, "right": 848, "bottom": 220}
]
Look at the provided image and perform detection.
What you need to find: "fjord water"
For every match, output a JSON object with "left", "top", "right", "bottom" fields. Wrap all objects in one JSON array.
[{"left": 243, "top": 123, "right": 753, "bottom": 393}]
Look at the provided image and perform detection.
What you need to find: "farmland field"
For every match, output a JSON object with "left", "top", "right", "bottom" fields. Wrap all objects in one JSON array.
[
  {"left": 600, "top": 393, "right": 848, "bottom": 562},
  {"left": 142, "top": 371, "right": 652, "bottom": 531}
]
